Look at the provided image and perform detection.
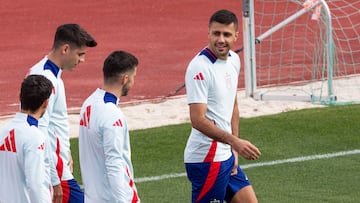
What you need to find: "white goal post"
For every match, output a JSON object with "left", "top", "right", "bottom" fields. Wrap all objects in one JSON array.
[{"left": 242, "top": 0, "right": 342, "bottom": 104}]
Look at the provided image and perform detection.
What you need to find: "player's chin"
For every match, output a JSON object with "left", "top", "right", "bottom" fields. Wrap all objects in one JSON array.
[
  {"left": 216, "top": 47, "right": 229, "bottom": 55},
  {"left": 68, "top": 65, "right": 78, "bottom": 71}
]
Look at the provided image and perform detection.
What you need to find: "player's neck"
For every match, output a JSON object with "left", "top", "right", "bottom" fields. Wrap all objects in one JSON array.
[
  {"left": 102, "top": 85, "right": 121, "bottom": 99},
  {"left": 47, "top": 51, "right": 62, "bottom": 70},
  {"left": 20, "top": 109, "right": 41, "bottom": 120}
]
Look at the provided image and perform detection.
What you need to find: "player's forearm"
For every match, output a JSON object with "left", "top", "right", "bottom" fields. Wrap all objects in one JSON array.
[
  {"left": 49, "top": 155, "right": 61, "bottom": 186},
  {"left": 106, "top": 161, "right": 130, "bottom": 201},
  {"left": 231, "top": 114, "right": 239, "bottom": 138},
  {"left": 231, "top": 97, "right": 240, "bottom": 137},
  {"left": 191, "top": 116, "right": 236, "bottom": 145},
  {"left": 189, "top": 103, "right": 237, "bottom": 145},
  {"left": 25, "top": 151, "right": 50, "bottom": 202}
]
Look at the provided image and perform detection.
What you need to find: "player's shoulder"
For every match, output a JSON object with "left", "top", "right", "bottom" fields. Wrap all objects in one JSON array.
[
  {"left": 187, "top": 53, "right": 212, "bottom": 73},
  {"left": 22, "top": 128, "right": 45, "bottom": 152},
  {"left": 8, "top": 126, "right": 44, "bottom": 150},
  {"left": 103, "top": 102, "right": 122, "bottom": 118},
  {"left": 97, "top": 104, "right": 124, "bottom": 130},
  {"left": 86, "top": 89, "right": 119, "bottom": 112},
  {"left": 228, "top": 50, "right": 241, "bottom": 72},
  {"left": 29, "top": 57, "right": 59, "bottom": 83},
  {"left": 229, "top": 50, "right": 240, "bottom": 61},
  {"left": 82, "top": 91, "right": 122, "bottom": 123},
  {"left": 193, "top": 49, "right": 216, "bottom": 63},
  {"left": 29, "top": 56, "right": 47, "bottom": 72},
  {"left": 18, "top": 125, "right": 44, "bottom": 140}
]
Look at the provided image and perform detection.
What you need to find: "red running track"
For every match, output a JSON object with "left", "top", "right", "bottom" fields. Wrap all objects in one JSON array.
[{"left": 0, "top": 0, "right": 245, "bottom": 116}]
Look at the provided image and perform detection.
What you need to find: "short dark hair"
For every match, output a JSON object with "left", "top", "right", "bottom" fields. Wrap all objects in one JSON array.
[
  {"left": 103, "top": 51, "right": 138, "bottom": 85},
  {"left": 20, "top": 75, "right": 53, "bottom": 113},
  {"left": 209, "top": 9, "right": 238, "bottom": 30},
  {"left": 53, "top": 23, "right": 97, "bottom": 49}
]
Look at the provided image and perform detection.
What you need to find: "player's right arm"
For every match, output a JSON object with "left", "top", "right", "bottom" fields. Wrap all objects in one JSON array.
[
  {"left": 38, "top": 81, "right": 63, "bottom": 202},
  {"left": 30, "top": 62, "right": 63, "bottom": 201},
  {"left": 189, "top": 103, "right": 260, "bottom": 160},
  {"left": 30, "top": 68, "right": 63, "bottom": 189},
  {"left": 185, "top": 58, "right": 232, "bottom": 143}
]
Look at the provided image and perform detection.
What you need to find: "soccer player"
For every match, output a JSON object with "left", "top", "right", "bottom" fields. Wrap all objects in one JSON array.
[
  {"left": 184, "top": 9, "right": 261, "bottom": 203},
  {"left": 79, "top": 51, "right": 140, "bottom": 203},
  {"left": 0, "top": 75, "right": 53, "bottom": 203},
  {"left": 29, "top": 23, "right": 97, "bottom": 203}
]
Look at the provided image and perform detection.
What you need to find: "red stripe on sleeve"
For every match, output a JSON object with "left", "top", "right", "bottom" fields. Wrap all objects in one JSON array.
[{"left": 55, "top": 137, "right": 64, "bottom": 180}]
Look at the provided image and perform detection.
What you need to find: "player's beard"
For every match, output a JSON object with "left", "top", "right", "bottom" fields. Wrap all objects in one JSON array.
[
  {"left": 121, "top": 82, "right": 130, "bottom": 96},
  {"left": 40, "top": 111, "right": 45, "bottom": 118},
  {"left": 215, "top": 43, "right": 230, "bottom": 58}
]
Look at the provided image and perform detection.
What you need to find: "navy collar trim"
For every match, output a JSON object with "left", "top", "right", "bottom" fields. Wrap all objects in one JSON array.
[
  {"left": 27, "top": 115, "right": 38, "bottom": 127},
  {"left": 199, "top": 48, "right": 217, "bottom": 64},
  {"left": 103, "top": 92, "right": 117, "bottom": 104},
  {"left": 44, "top": 60, "right": 60, "bottom": 77},
  {"left": 199, "top": 48, "right": 232, "bottom": 64}
]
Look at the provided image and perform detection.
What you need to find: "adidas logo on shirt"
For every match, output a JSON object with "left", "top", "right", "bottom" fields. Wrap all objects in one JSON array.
[
  {"left": 80, "top": 105, "right": 91, "bottom": 128},
  {"left": 113, "top": 119, "right": 123, "bottom": 127},
  {"left": 193, "top": 72, "right": 204, "bottom": 80},
  {"left": 0, "top": 129, "right": 17, "bottom": 153},
  {"left": 38, "top": 143, "right": 45, "bottom": 150}
]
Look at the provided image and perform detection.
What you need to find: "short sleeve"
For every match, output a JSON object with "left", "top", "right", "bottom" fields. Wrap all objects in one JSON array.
[{"left": 185, "top": 58, "right": 211, "bottom": 105}]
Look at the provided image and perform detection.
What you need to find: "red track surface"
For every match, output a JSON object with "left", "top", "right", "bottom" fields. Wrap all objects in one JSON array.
[{"left": 0, "top": 0, "right": 245, "bottom": 116}]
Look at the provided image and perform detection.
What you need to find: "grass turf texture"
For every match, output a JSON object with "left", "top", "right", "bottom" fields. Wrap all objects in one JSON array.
[{"left": 70, "top": 104, "right": 360, "bottom": 202}]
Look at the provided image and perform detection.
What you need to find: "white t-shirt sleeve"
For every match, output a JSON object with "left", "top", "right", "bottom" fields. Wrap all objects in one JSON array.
[{"left": 185, "top": 59, "right": 211, "bottom": 104}]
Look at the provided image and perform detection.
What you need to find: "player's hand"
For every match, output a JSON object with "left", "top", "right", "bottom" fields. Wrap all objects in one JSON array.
[
  {"left": 232, "top": 138, "right": 261, "bottom": 160},
  {"left": 231, "top": 150, "right": 239, "bottom": 176},
  {"left": 68, "top": 151, "right": 73, "bottom": 173},
  {"left": 53, "top": 184, "right": 63, "bottom": 203}
]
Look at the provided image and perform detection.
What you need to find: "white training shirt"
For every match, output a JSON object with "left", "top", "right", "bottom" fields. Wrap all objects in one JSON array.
[
  {"left": 79, "top": 88, "right": 140, "bottom": 203},
  {"left": 29, "top": 56, "right": 72, "bottom": 186},
  {"left": 184, "top": 48, "right": 240, "bottom": 163},
  {"left": 0, "top": 113, "right": 51, "bottom": 203}
]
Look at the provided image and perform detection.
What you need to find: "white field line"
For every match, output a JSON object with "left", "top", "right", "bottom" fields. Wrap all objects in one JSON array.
[{"left": 134, "top": 149, "right": 360, "bottom": 183}]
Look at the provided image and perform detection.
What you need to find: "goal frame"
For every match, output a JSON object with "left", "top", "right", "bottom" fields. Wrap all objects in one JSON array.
[{"left": 242, "top": 0, "right": 336, "bottom": 104}]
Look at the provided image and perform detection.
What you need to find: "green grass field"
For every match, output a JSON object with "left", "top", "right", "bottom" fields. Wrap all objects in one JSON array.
[{"left": 70, "top": 104, "right": 360, "bottom": 203}]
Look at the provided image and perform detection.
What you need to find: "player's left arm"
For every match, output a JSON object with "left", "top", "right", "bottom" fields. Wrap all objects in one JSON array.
[
  {"left": 68, "top": 150, "right": 73, "bottom": 173},
  {"left": 231, "top": 96, "right": 240, "bottom": 175},
  {"left": 103, "top": 122, "right": 131, "bottom": 201},
  {"left": 25, "top": 137, "right": 52, "bottom": 202}
]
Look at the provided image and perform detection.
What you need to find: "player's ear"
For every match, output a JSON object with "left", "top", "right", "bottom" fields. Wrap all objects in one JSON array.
[
  {"left": 121, "top": 74, "right": 129, "bottom": 85},
  {"left": 42, "top": 99, "right": 49, "bottom": 111},
  {"left": 39, "top": 99, "right": 49, "bottom": 118},
  {"left": 234, "top": 31, "right": 239, "bottom": 41},
  {"left": 61, "top": 44, "right": 71, "bottom": 54}
]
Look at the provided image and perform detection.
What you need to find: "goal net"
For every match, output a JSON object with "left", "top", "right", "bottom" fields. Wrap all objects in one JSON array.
[{"left": 242, "top": 0, "right": 360, "bottom": 104}]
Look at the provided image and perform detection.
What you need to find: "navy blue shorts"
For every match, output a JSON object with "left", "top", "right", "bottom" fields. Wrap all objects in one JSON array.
[
  {"left": 185, "top": 154, "right": 251, "bottom": 203},
  {"left": 61, "top": 179, "right": 84, "bottom": 203}
]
